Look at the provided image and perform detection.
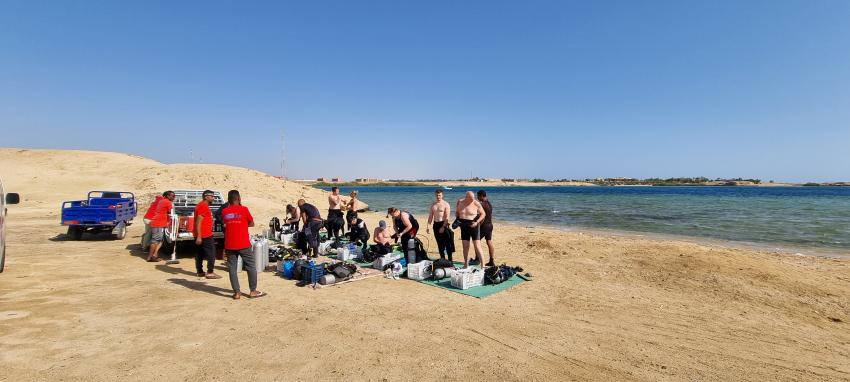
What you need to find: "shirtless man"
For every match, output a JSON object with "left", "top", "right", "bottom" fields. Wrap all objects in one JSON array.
[
  {"left": 455, "top": 191, "right": 486, "bottom": 268},
  {"left": 371, "top": 220, "right": 393, "bottom": 254},
  {"left": 344, "top": 190, "right": 360, "bottom": 231},
  {"left": 327, "top": 187, "right": 344, "bottom": 240},
  {"left": 427, "top": 189, "right": 453, "bottom": 261}
]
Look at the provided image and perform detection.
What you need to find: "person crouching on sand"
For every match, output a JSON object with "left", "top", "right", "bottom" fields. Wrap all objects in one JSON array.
[
  {"left": 456, "top": 191, "right": 486, "bottom": 268},
  {"left": 387, "top": 207, "right": 419, "bottom": 256},
  {"left": 221, "top": 190, "right": 265, "bottom": 300},
  {"left": 372, "top": 220, "right": 392, "bottom": 254}
]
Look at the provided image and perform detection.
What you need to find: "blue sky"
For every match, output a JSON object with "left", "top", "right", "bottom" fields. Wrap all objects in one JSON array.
[{"left": 1, "top": 1, "right": 848, "bottom": 182}]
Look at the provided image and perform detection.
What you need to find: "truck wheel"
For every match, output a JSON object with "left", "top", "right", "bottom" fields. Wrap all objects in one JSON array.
[
  {"left": 114, "top": 224, "right": 127, "bottom": 240},
  {"left": 68, "top": 226, "right": 83, "bottom": 240}
]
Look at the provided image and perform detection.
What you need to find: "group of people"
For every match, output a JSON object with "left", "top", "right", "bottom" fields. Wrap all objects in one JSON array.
[
  {"left": 138, "top": 186, "right": 497, "bottom": 300},
  {"left": 141, "top": 189, "right": 265, "bottom": 300},
  {"left": 282, "top": 187, "right": 369, "bottom": 257},
  {"left": 422, "top": 189, "right": 495, "bottom": 268}
]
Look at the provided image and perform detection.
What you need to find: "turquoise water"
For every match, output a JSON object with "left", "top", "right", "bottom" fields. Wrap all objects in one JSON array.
[{"left": 323, "top": 186, "right": 850, "bottom": 255}]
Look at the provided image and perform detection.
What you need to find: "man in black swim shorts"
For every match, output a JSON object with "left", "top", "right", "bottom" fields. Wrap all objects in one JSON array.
[{"left": 455, "top": 191, "right": 486, "bottom": 268}]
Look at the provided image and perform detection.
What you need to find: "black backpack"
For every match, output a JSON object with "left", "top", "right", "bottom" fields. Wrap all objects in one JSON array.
[
  {"left": 485, "top": 265, "right": 519, "bottom": 285},
  {"left": 328, "top": 262, "right": 357, "bottom": 280}
]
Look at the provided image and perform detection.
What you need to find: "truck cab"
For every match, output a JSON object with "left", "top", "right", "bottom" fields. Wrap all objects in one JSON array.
[{"left": 1, "top": 179, "right": 21, "bottom": 273}]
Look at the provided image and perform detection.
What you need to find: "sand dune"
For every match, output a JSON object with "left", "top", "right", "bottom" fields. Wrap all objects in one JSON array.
[{"left": 0, "top": 148, "right": 848, "bottom": 381}]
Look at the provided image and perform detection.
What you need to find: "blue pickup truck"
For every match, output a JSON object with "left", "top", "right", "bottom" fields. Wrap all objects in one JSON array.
[{"left": 61, "top": 191, "right": 137, "bottom": 240}]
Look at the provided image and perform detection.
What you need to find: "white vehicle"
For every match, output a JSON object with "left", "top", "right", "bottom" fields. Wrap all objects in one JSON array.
[{"left": 1, "top": 179, "right": 21, "bottom": 273}]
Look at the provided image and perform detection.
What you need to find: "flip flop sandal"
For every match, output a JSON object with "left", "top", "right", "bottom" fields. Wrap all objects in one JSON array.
[
  {"left": 248, "top": 292, "right": 267, "bottom": 299},
  {"left": 205, "top": 274, "right": 223, "bottom": 279},
  {"left": 148, "top": 257, "right": 163, "bottom": 262}
]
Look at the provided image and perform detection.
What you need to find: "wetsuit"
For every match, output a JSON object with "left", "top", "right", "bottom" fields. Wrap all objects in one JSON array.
[
  {"left": 327, "top": 209, "right": 344, "bottom": 240},
  {"left": 347, "top": 218, "right": 370, "bottom": 250},
  {"left": 301, "top": 203, "right": 322, "bottom": 256},
  {"left": 394, "top": 211, "right": 419, "bottom": 256},
  {"left": 479, "top": 200, "right": 493, "bottom": 241},
  {"left": 432, "top": 208, "right": 453, "bottom": 261}
]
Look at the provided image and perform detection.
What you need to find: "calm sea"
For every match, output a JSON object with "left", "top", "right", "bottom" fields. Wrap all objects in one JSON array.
[{"left": 322, "top": 186, "right": 850, "bottom": 256}]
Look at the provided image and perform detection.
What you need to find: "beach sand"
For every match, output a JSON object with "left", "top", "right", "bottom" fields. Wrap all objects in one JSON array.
[{"left": 0, "top": 148, "right": 848, "bottom": 381}]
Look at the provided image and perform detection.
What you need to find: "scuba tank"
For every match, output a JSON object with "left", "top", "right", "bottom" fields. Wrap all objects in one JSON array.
[
  {"left": 407, "top": 238, "right": 416, "bottom": 265},
  {"left": 433, "top": 267, "right": 454, "bottom": 280}
]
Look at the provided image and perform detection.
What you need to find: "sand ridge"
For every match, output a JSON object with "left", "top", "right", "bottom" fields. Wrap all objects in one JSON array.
[{"left": 0, "top": 148, "right": 848, "bottom": 381}]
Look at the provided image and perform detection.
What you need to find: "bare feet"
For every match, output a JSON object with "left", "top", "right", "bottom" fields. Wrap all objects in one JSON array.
[
  {"left": 205, "top": 273, "right": 222, "bottom": 279},
  {"left": 232, "top": 292, "right": 241, "bottom": 300}
]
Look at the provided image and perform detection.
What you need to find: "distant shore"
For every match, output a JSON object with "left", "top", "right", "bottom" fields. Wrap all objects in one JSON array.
[{"left": 303, "top": 180, "right": 849, "bottom": 188}]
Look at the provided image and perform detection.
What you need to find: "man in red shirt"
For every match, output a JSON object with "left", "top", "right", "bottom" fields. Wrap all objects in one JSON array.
[
  {"left": 141, "top": 194, "right": 163, "bottom": 251},
  {"left": 147, "top": 190, "right": 175, "bottom": 262},
  {"left": 221, "top": 190, "right": 265, "bottom": 300},
  {"left": 194, "top": 190, "right": 221, "bottom": 279}
]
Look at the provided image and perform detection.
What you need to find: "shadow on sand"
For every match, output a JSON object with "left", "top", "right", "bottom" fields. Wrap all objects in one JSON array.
[{"left": 167, "top": 278, "right": 233, "bottom": 299}]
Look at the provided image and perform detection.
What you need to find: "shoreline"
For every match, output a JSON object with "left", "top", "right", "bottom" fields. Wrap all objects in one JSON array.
[{"left": 501, "top": 220, "right": 850, "bottom": 260}]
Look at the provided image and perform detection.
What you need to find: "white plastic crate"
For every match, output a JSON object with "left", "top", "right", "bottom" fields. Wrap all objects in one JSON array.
[
  {"left": 338, "top": 246, "right": 362, "bottom": 262},
  {"left": 318, "top": 241, "right": 333, "bottom": 255},
  {"left": 372, "top": 253, "right": 402, "bottom": 270},
  {"left": 451, "top": 268, "right": 485, "bottom": 290},
  {"left": 407, "top": 260, "right": 433, "bottom": 281},
  {"left": 281, "top": 233, "right": 294, "bottom": 246}
]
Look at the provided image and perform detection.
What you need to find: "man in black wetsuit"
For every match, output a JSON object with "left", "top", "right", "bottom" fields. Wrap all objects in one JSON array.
[
  {"left": 477, "top": 190, "right": 495, "bottom": 266},
  {"left": 297, "top": 199, "right": 323, "bottom": 257},
  {"left": 326, "top": 187, "right": 345, "bottom": 240},
  {"left": 346, "top": 213, "right": 370, "bottom": 251},
  {"left": 387, "top": 207, "right": 419, "bottom": 258}
]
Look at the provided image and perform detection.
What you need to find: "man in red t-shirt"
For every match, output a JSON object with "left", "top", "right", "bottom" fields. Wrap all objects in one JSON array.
[
  {"left": 194, "top": 190, "right": 221, "bottom": 279},
  {"left": 221, "top": 190, "right": 265, "bottom": 299},
  {"left": 147, "top": 191, "right": 175, "bottom": 262},
  {"left": 141, "top": 195, "right": 163, "bottom": 251}
]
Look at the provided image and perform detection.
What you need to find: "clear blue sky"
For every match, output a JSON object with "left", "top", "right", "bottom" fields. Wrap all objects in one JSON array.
[{"left": 1, "top": 1, "right": 848, "bottom": 182}]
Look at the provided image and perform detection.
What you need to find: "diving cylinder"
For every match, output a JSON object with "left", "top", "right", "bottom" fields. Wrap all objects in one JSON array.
[{"left": 407, "top": 238, "right": 416, "bottom": 264}]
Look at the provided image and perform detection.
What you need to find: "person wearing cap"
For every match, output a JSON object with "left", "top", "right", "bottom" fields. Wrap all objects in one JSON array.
[
  {"left": 372, "top": 220, "right": 393, "bottom": 254},
  {"left": 194, "top": 190, "right": 221, "bottom": 279}
]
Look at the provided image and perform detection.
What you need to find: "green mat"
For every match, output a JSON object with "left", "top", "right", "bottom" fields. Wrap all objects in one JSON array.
[
  {"left": 412, "top": 262, "right": 528, "bottom": 298},
  {"left": 415, "top": 273, "right": 525, "bottom": 298}
]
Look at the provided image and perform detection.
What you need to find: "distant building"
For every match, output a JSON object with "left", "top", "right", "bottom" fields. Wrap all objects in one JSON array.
[
  {"left": 355, "top": 178, "right": 382, "bottom": 183},
  {"left": 316, "top": 178, "right": 327, "bottom": 182},
  {"left": 331, "top": 178, "right": 343, "bottom": 183}
]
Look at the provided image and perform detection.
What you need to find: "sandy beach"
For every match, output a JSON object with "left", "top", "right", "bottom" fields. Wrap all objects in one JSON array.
[{"left": 0, "top": 148, "right": 848, "bottom": 381}]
